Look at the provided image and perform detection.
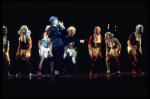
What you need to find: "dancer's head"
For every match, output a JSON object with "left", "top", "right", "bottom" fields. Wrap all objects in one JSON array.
[
  {"left": 135, "top": 24, "right": 144, "bottom": 35},
  {"left": 67, "top": 26, "right": 76, "bottom": 36},
  {"left": 18, "top": 25, "right": 31, "bottom": 36},
  {"left": 45, "top": 25, "right": 51, "bottom": 34},
  {"left": 3, "top": 25, "right": 7, "bottom": 36},
  {"left": 94, "top": 26, "right": 101, "bottom": 35},
  {"left": 49, "top": 16, "right": 58, "bottom": 26},
  {"left": 104, "top": 32, "right": 114, "bottom": 40}
]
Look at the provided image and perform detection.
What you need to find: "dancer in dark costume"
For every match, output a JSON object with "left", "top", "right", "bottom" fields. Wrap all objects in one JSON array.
[
  {"left": 63, "top": 26, "right": 79, "bottom": 74},
  {"left": 15, "top": 25, "right": 32, "bottom": 76},
  {"left": 48, "top": 16, "right": 84, "bottom": 75},
  {"left": 127, "top": 24, "right": 144, "bottom": 74}
]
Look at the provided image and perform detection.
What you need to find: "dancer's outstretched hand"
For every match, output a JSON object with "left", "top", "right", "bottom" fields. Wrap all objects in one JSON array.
[
  {"left": 80, "top": 39, "right": 84, "bottom": 43},
  {"left": 59, "top": 21, "right": 65, "bottom": 30}
]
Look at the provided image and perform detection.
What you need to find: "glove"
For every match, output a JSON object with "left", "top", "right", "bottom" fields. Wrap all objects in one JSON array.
[
  {"left": 59, "top": 21, "right": 65, "bottom": 29},
  {"left": 63, "top": 53, "right": 67, "bottom": 58}
]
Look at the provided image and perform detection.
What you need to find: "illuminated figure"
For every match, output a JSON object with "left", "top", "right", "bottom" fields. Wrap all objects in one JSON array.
[
  {"left": 63, "top": 26, "right": 78, "bottom": 74},
  {"left": 48, "top": 16, "right": 66, "bottom": 75},
  {"left": 38, "top": 25, "right": 54, "bottom": 76},
  {"left": 3, "top": 25, "right": 11, "bottom": 76},
  {"left": 105, "top": 32, "right": 121, "bottom": 74},
  {"left": 88, "top": 26, "right": 103, "bottom": 75},
  {"left": 15, "top": 25, "right": 32, "bottom": 76},
  {"left": 127, "top": 24, "right": 144, "bottom": 74},
  {"left": 48, "top": 16, "right": 84, "bottom": 75}
]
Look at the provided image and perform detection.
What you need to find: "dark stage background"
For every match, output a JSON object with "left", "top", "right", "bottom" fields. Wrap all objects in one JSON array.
[{"left": 2, "top": 1, "right": 148, "bottom": 74}]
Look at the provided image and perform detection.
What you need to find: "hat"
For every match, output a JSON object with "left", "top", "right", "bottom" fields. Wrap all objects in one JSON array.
[{"left": 49, "top": 16, "right": 58, "bottom": 23}]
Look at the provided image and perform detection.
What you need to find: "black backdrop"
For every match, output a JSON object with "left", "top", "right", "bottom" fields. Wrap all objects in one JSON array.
[{"left": 2, "top": 1, "right": 148, "bottom": 74}]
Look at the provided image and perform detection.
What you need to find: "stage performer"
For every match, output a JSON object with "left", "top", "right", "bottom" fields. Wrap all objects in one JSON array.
[
  {"left": 15, "top": 25, "right": 32, "bottom": 76},
  {"left": 38, "top": 25, "right": 54, "bottom": 76},
  {"left": 63, "top": 26, "right": 78, "bottom": 74},
  {"left": 127, "top": 24, "right": 144, "bottom": 74},
  {"left": 88, "top": 26, "right": 103, "bottom": 76},
  {"left": 48, "top": 16, "right": 84, "bottom": 75},
  {"left": 3, "top": 25, "right": 11, "bottom": 76},
  {"left": 105, "top": 32, "right": 121, "bottom": 74}
]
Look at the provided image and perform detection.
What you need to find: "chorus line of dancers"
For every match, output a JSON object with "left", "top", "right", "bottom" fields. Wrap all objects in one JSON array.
[{"left": 3, "top": 16, "right": 144, "bottom": 77}]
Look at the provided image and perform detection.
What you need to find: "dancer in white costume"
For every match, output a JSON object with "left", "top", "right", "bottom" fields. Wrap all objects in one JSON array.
[{"left": 38, "top": 25, "right": 54, "bottom": 76}]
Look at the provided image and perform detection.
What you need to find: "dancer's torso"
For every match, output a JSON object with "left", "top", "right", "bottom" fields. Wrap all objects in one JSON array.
[
  {"left": 41, "top": 35, "right": 50, "bottom": 48},
  {"left": 89, "top": 35, "right": 102, "bottom": 48},
  {"left": 128, "top": 32, "right": 141, "bottom": 51},
  {"left": 20, "top": 35, "right": 29, "bottom": 50},
  {"left": 106, "top": 38, "right": 118, "bottom": 49},
  {"left": 50, "top": 26, "right": 64, "bottom": 48},
  {"left": 130, "top": 32, "right": 141, "bottom": 46}
]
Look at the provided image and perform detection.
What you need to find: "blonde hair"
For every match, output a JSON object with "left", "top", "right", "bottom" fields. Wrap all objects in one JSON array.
[
  {"left": 45, "top": 25, "right": 51, "bottom": 31},
  {"left": 3, "top": 25, "right": 7, "bottom": 31},
  {"left": 67, "top": 26, "right": 76, "bottom": 35},
  {"left": 104, "top": 32, "right": 114, "bottom": 40},
  {"left": 94, "top": 26, "right": 101, "bottom": 34},
  {"left": 135, "top": 24, "right": 144, "bottom": 33},
  {"left": 18, "top": 25, "right": 31, "bottom": 37}
]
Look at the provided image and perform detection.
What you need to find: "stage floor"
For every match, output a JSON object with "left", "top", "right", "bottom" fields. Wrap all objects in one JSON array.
[{"left": 2, "top": 72, "right": 148, "bottom": 98}]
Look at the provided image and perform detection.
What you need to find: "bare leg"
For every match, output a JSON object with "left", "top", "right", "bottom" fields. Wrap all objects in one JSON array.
[
  {"left": 3, "top": 53, "right": 11, "bottom": 76},
  {"left": 39, "top": 56, "right": 44, "bottom": 70},
  {"left": 106, "top": 55, "right": 112, "bottom": 73},
  {"left": 38, "top": 56, "right": 44, "bottom": 75}
]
